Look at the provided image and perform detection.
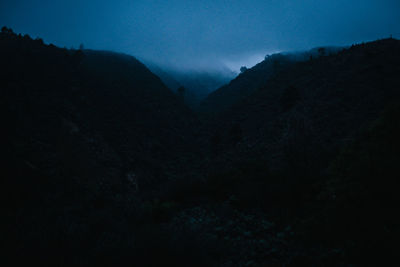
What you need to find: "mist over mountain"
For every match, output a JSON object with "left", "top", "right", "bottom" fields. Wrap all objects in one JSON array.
[
  {"left": 1, "top": 0, "right": 400, "bottom": 266},
  {"left": 1, "top": 0, "right": 399, "bottom": 72},
  {"left": 200, "top": 46, "right": 343, "bottom": 114},
  {"left": 143, "top": 60, "right": 236, "bottom": 109}
]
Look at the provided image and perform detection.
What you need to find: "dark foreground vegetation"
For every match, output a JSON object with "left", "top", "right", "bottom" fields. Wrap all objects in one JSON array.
[{"left": 2, "top": 27, "right": 400, "bottom": 266}]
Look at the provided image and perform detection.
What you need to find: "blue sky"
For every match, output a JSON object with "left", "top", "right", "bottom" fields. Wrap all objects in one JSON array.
[{"left": 1, "top": 0, "right": 399, "bottom": 71}]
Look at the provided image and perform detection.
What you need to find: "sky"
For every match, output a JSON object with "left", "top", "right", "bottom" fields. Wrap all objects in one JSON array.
[{"left": 1, "top": 0, "right": 400, "bottom": 72}]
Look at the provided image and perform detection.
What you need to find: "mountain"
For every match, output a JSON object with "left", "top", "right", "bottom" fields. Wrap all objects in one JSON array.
[
  {"left": 3, "top": 26, "right": 400, "bottom": 266},
  {"left": 1, "top": 31, "right": 198, "bottom": 186},
  {"left": 141, "top": 61, "right": 182, "bottom": 91},
  {"left": 172, "top": 38, "right": 400, "bottom": 265},
  {"left": 196, "top": 38, "right": 400, "bottom": 262},
  {"left": 169, "top": 69, "right": 235, "bottom": 109},
  {"left": 199, "top": 47, "right": 342, "bottom": 114},
  {"left": 144, "top": 61, "right": 235, "bottom": 110},
  {"left": 205, "top": 39, "right": 400, "bottom": 166},
  {"left": 1, "top": 28, "right": 200, "bottom": 265}
]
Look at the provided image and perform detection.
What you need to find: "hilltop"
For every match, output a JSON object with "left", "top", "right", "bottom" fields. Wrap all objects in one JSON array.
[{"left": 199, "top": 47, "right": 342, "bottom": 114}]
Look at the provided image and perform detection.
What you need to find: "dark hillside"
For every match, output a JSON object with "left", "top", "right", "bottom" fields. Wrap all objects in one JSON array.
[
  {"left": 171, "top": 69, "right": 235, "bottom": 109},
  {"left": 199, "top": 53, "right": 292, "bottom": 114},
  {"left": 143, "top": 61, "right": 182, "bottom": 92},
  {"left": 206, "top": 39, "right": 400, "bottom": 172},
  {"left": 199, "top": 48, "right": 341, "bottom": 114},
  {"left": 173, "top": 39, "right": 400, "bottom": 265},
  {"left": 1, "top": 28, "right": 200, "bottom": 265},
  {"left": 78, "top": 50, "right": 199, "bottom": 183},
  {"left": 1, "top": 30, "right": 198, "bottom": 186},
  {"left": 144, "top": 61, "right": 235, "bottom": 110}
]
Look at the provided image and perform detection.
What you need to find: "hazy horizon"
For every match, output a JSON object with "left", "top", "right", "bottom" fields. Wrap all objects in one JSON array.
[{"left": 1, "top": 0, "right": 399, "bottom": 72}]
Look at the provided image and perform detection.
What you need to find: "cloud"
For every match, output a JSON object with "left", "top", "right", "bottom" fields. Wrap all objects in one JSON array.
[{"left": 1, "top": 0, "right": 399, "bottom": 71}]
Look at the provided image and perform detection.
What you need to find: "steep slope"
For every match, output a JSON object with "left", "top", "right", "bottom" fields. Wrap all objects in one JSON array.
[
  {"left": 1, "top": 29, "right": 200, "bottom": 264},
  {"left": 144, "top": 61, "right": 235, "bottom": 110},
  {"left": 1, "top": 30, "right": 198, "bottom": 185},
  {"left": 170, "top": 69, "right": 235, "bottom": 109},
  {"left": 141, "top": 61, "right": 182, "bottom": 91},
  {"left": 163, "top": 39, "right": 400, "bottom": 266},
  {"left": 206, "top": 38, "right": 400, "bottom": 174},
  {"left": 79, "top": 50, "right": 199, "bottom": 183},
  {"left": 199, "top": 47, "right": 342, "bottom": 114}
]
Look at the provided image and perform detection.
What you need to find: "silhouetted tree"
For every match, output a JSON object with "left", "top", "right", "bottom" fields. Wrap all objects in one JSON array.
[
  {"left": 318, "top": 47, "right": 326, "bottom": 57},
  {"left": 35, "top": 37, "right": 44, "bottom": 45},
  {"left": 23, "top": 34, "right": 32, "bottom": 41},
  {"left": 71, "top": 49, "right": 84, "bottom": 66},
  {"left": 240, "top": 66, "right": 247, "bottom": 73},
  {"left": 1, "top": 26, "right": 13, "bottom": 34}
]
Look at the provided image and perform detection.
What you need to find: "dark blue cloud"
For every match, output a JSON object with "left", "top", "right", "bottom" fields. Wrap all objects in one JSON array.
[{"left": 1, "top": 0, "right": 399, "bottom": 71}]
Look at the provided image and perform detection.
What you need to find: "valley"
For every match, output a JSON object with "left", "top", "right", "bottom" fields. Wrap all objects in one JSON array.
[{"left": 2, "top": 27, "right": 400, "bottom": 266}]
